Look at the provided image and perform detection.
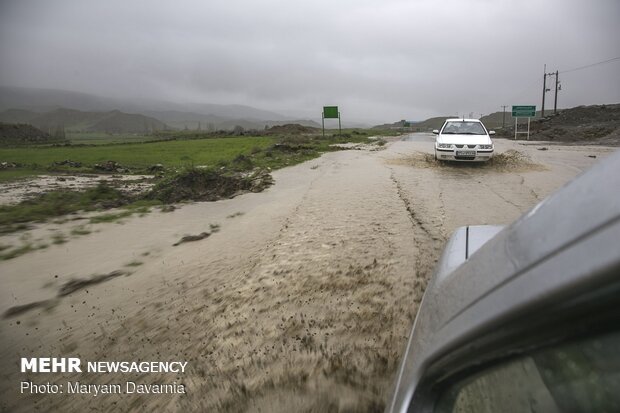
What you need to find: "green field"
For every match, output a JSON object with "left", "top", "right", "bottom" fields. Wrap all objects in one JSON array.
[
  {"left": 66, "top": 132, "right": 170, "bottom": 145},
  {"left": 0, "top": 130, "right": 392, "bottom": 179},
  {"left": 0, "top": 136, "right": 277, "bottom": 170}
]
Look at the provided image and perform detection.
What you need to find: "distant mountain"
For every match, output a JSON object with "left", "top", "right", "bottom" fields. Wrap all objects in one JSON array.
[
  {"left": 144, "top": 110, "right": 320, "bottom": 131},
  {"left": 411, "top": 116, "right": 457, "bottom": 130},
  {"left": 216, "top": 119, "right": 322, "bottom": 131},
  {"left": 86, "top": 110, "right": 169, "bottom": 133},
  {"left": 479, "top": 111, "right": 512, "bottom": 129},
  {"left": 145, "top": 105, "right": 289, "bottom": 124},
  {"left": 0, "top": 106, "right": 322, "bottom": 133},
  {"left": 143, "top": 110, "right": 233, "bottom": 130},
  {"left": 0, "top": 109, "right": 40, "bottom": 124},
  {"left": 0, "top": 108, "right": 170, "bottom": 134},
  {"left": 0, "top": 86, "right": 290, "bottom": 122},
  {"left": 24, "top": 108, "right": 106, "bottom": 131},
  {"left": 0, "top": 86, "right": 121, "bottom": 113},
  {"left": 182, "top": 103, "right": 287, "bottom": 122}
]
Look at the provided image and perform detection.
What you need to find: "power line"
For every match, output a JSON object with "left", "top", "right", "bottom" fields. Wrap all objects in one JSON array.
[
  {"left": 559, "top": 56, "right": 620, "bottom": 74},
  {"left": 505, "top": 56, "right": 619, "bottom": 109},
  {"left": 498, "top": 56, "right": 618, "bottom": 117}
]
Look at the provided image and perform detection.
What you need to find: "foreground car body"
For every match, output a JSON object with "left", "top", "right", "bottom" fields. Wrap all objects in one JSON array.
[
  {"left": 386, "top": 150, "right": 620, "bottom": 413},
  {"left": 433, "top": 119, "right": 494, "bottom": 162}
]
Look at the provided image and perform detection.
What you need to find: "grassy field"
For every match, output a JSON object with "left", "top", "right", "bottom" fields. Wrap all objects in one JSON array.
[
  {"left": 0, "top": 129, "right": 394, "bottom": 179},
  {"left": 0, "top": 136, "right": 277, "bottom": 171},
  {"left": 66, "top": 132, "right": 169, "bottom": 145}
]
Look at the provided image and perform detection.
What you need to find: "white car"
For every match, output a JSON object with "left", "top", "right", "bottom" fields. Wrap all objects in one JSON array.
[{"left": 433, "top": 119, "right": 495, "bottom": 162}]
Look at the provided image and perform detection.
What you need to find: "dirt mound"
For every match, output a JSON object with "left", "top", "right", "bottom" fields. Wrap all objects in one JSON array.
[
  {"left": 52, "top": 159, "right": 82, "bottom": 168},
  {"left": 93, "top": 160, "right": 131, "bottom": 173},
  {"left": 542, "top": 104, "right": 619, "bottom": 126},
  {"left": 0, "top": 122, "right": 65, "bottom": 146},
  {"left": 265, "top": 124, "right": 318, "bottom": 135},
  {"left": 147, "top": 167, "right": 273, "bottom": 203},
  {"left": 390, "top": 150, "right": 545, "bottom": 172},
  {"left": 499, "top": 104, "right": 620, "bottom": 144}
]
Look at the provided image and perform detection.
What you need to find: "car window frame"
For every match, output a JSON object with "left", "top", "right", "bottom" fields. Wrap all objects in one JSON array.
[
  {"left": 406, "top": 278, "right": 620, "bottom": 413},
  {"left": 433, "top": 328, "right": 620, "bottom": 413}
]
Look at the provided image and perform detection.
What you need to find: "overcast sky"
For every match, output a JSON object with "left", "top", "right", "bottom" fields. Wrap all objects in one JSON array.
[{"left": 1, "top": 0, "right": 619, "bottom": 123}]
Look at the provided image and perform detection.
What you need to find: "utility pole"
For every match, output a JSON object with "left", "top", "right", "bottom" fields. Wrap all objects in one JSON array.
[
  {"left": 541, "top": 64, "right": 547, "bottom": 118},
  {"left": 554, "top": 70, "right": 559, "bottom": 114},
  {"left": 500, "top": 105, "right": 508, "bottom": 128}
]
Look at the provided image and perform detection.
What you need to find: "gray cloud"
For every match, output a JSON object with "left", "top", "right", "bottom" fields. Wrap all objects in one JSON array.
[{"left": 1, "top": 0, "right": 619, "bottom": 123}]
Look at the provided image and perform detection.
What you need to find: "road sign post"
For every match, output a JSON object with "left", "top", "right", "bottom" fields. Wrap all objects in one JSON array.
[
  {"left": 322, "top": 106, "right": 341, "bottom": 137},
  {"left": 512, "top": 105, "right": 535, "bottom": 140}
]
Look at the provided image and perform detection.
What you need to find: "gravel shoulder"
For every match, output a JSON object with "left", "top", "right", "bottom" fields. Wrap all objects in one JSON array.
[{"left": 0, "top": 134, "right": 614, "bottom": 412}]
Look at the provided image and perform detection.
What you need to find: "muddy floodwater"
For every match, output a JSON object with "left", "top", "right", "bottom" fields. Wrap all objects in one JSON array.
[
  {"left": 0, "top": 174, "right": 154, "bottom": 205},
  {"left": 0, "top": 134, "right": 615, "bottom": 412}
]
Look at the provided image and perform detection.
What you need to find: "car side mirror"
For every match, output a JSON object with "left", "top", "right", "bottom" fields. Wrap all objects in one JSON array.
[
  {"left": 432, "top": 129, "right": 439, "bottom": 135},
  {"left": 489, "top": 130, "right": 496, "bottom": 135}
]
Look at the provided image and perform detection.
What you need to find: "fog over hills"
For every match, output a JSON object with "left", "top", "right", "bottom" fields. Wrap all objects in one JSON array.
[
  {"left": 0, "top": 107, "right": 169, "bottom": 134},
  {"left": 0, "top": 86, "right": 289, "bottom": 122},
  {"left": 142, "top": 110, "right": 321, "bottom": 130},
  {"left": 0, "top": 87, "right": 329, "bottom": 131},
  {"left": 1, "top": 1, "right": 618, "bottom": 125}
]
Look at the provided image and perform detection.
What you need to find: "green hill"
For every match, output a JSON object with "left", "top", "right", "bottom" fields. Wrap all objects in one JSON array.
[{"left": 0, "top": 122, "right": 66, "bottom": 146}]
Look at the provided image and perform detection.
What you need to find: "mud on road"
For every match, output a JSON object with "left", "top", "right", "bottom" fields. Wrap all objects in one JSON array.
[{"left": 0, "top": 134, "right": 615, "bottom": 412}]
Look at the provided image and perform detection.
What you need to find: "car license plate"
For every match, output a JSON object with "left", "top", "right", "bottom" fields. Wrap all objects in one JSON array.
[{"left": 456, "top": 150, "right": 476, "bottom": 156}]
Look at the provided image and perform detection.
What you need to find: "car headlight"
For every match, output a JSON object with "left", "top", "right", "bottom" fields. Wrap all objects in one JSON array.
[
  {"left": 479, "top": 144, "right": 493, "bottom": 150},
  {"left": 437, "top": 143, "right": 452, "bottom": 149}
]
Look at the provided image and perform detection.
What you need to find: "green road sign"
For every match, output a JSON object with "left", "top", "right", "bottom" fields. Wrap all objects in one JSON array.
[
  {"left": 512, "top": 105, "right": 536, "bottom": 117},
  {"left": 323, "top": 106, "right": 339, "bottom": 119}
]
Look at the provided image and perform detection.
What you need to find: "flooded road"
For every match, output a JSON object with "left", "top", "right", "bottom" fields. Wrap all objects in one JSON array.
[{"left": 0, "top": 135, "right": 615, "bottom": 412}]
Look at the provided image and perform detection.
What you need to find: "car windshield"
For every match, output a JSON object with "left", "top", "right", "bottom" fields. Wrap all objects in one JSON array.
[{"left": 441, "top": 121, "right": 487, "bottom": 135}]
